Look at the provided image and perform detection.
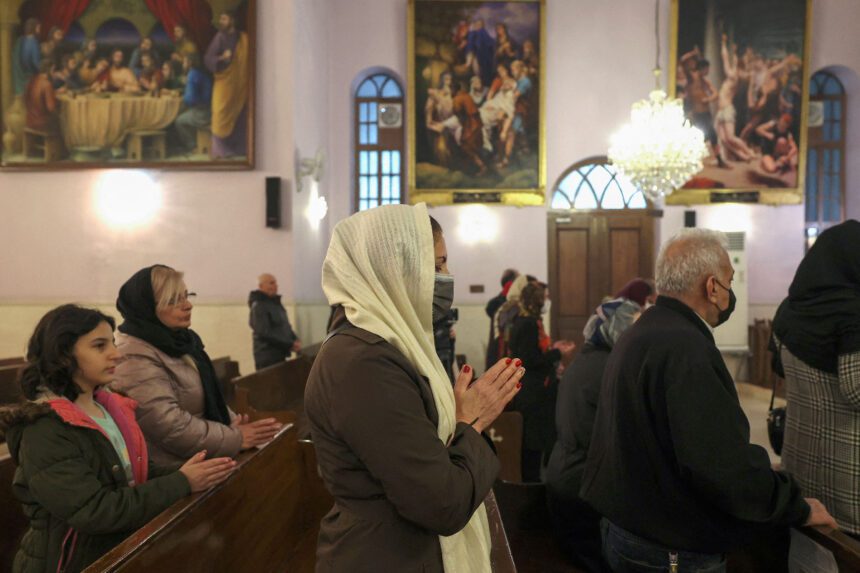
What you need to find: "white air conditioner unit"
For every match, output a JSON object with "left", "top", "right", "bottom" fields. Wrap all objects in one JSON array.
[{"left": 713, "top": 231, "right": 748, "bottom": 352}]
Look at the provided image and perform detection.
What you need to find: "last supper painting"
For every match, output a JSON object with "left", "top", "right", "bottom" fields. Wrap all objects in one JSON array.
[{"left": 0, "top": 0, "right": 255, "bottom": 169}]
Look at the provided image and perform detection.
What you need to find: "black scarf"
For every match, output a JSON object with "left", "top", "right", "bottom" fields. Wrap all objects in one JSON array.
[
  {"left": 116, "top": 266, "right": 231, "bottom": 424},
  {"left": 772, "top": 220, "right": 860, "bottom": 374}
]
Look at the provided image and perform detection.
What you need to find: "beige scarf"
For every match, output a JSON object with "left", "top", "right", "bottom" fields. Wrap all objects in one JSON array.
[{"left": 322, "top": 203, "right": 491, "bottom": 572}]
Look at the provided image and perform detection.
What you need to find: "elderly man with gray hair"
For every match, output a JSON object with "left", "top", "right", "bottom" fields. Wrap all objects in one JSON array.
[
  {"left": 580, "top": 228, "right": 837, "bottom": 572},
  {"left": 248, "top": 273, "right": 301, "bottom": 370}
]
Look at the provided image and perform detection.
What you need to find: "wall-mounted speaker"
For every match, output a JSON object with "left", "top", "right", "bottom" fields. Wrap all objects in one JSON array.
[
  {"left": 684, "top": 210, "right": 696, "bottom": 228},
  {"left": 266, "top": 176, "right": 281, "bottom": 228}
]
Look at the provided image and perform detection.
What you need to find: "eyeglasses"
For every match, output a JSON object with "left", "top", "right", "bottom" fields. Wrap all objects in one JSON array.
[{"left": 166, "top": 291, "right": 197, "bottom": 306}]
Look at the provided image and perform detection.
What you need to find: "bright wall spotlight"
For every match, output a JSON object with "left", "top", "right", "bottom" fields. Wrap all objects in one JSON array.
[
  {"left": 95, "top": 171, "right": 161, "bottom": 228},
  {"left": 305, "top": 180, "right": 328, "bottom": 230},
  {"left": 457, "top": 205, "right": 499, "bottom": 245}
]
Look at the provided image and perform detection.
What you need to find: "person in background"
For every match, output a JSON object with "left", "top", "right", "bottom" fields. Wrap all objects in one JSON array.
[
  {"left": 772, "top": 220, "right": 860, "bottom": 538},
  {"left": 509, "top": 282, "right": 576, "bottom": 481},
  {"left": 0, "top": 304, "right": 235, "bottom": 573},
  {"left": 582, "top": 229, "right": 836, "bottom": 573},
  {"left": 546, "top": 283, "right": 649, "bottom": 572},
  {"left": 111, "top": 265, "right": 281, "bottom": 466},
  {"left": 249, "top": 273, "right": 301, "bottom": 370},
  {"left": 12, "top": 18, "right": 42, "bottom": 95},
  {"left": 485, "top": 268, "right": 519, "bottom": 369},
  {"left": 130, "top": 36, "right": 157, "bottom": 77},
  {"left": 493, "top": 273, "right": 533, "bottom": 362}
]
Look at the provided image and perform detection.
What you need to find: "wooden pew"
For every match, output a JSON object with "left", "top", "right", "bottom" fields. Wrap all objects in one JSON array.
[
  {"left": 232, "top": 357, "right": 314, "bottom": 436},
  {"left": 211, "top": 356, "right": 241, "bottom": 410},
  {"left": 794, "top": 526, "right": 860, "bottom": 572},
  {"left": 493, "top": 479, "right": 577, "bottom": 573},
  {"left": 0, "top": 357, "right": 25, "bottom": 368},
  {"left": 0, "top": 364, "right": 25, "bottom": 406},
  {"left": 1, "top": 445, "right": 29, "bottom": 573},
  {"left": 486, "top": 412, "right": 523, "bottom": 483},
  {"left": 84, "top": 424, "right": 326, "bottom": 572}
]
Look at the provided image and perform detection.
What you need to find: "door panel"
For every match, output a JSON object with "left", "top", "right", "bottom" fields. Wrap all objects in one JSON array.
[
  {"left": 609, "top": 228, "right": 641, "bottom": 294},
  {"left": 549, "top": 211, "right": 659, "bottom": 347},
  {"left": 557, "top": 229, "right": 589, "bottom": 317}
]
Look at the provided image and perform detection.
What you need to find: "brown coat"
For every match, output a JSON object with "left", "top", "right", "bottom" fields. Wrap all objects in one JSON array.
[
  {"left": 305, "top": 315, "right": 500, "bottom": 573},
  {"left": 111, "top": 333, "right": 242, "bottom": 467}
]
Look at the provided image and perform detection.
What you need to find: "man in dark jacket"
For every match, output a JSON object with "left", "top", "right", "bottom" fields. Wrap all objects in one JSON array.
[
  {"left": 249, "top": 273, "right": 300, "bottom": 370},
  {"left": 485, "top": 268, "right": 518, "bottom": 369},
  {"left": 581, "top": 229, "right": 837, "bottom": 572}
]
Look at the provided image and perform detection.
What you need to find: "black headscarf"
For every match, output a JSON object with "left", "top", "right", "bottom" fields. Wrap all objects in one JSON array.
[
  {"left": 772, "top": 220, "right": 860, "bottom": 374},
  {"left": 116, "top": 265, "right": 231, "bottom": 425}
]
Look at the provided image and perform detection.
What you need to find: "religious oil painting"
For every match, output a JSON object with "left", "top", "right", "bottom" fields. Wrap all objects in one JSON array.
[
  {"left": 0, "top": 0, "right": 255, "bottom": 170},
  {"left": 668, "top": 0, "right": 811, "bottom": 205},
  {"left": 408, "top": 0, "right": 545, "bottom": 206}
]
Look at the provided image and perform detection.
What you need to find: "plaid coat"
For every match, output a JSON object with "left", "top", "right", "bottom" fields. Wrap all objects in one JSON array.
[{"left": 779, "top": 341, "right": 860, "bottom": 535}]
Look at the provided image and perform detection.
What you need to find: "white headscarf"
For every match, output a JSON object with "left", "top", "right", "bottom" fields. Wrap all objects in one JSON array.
[{"left": 322, "top": 203, "right": 491, "bottom": 572}]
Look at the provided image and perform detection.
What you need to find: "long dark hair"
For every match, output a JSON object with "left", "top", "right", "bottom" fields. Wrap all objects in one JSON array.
[
  {"left": 519, "top": 283, "right": 546, "bottom": 318},
  {"left": 20, "top": 305, "right": 116, "bottom": 401}
]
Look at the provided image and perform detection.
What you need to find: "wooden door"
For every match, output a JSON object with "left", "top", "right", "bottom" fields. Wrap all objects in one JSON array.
[{"left": 548, "top": 211, "right": 660, "bottom": 345}]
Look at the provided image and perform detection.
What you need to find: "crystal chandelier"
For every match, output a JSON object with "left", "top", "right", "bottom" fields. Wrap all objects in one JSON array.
[{"left": 608, "top": 1, "right": 707, "bottom": 203}]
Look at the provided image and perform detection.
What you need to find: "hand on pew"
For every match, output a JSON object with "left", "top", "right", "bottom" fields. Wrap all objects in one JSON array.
[
  {"left": 805, "top": 497, "right": 840, "bottom": 530},
  {"left": 231, "top": 413, "right": 283, "bottom": 449},
  {"left": 454, "top": 358, "right": 525, "bottom": 434},
  {"left": 179, "top": 450, "right": 237, "bottom": 492}
]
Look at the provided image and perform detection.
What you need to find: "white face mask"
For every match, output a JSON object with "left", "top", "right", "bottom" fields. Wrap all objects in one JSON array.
[{"left": 542, "top": 299, "right": 552, "bottom": 315}]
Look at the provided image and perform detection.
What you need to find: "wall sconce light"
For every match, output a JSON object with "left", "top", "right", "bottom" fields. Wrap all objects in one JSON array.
[{"left": 295, "top": 148, "right": 324, "bottom": 193}]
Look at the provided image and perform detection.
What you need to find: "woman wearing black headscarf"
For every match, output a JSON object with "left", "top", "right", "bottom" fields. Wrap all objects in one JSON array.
[
  {"left": 111, "top": 265, "right": 280, "bottom": 466},
  {"left": 772, "top": 220, "right": 860, "bottom": 536}
]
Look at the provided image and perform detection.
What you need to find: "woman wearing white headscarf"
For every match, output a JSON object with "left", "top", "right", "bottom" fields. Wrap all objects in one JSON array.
[{"left": 305, "top": 204, "right": 525, "bottom": 572}]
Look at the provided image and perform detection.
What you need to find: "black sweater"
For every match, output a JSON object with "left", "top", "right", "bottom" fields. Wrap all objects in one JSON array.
[{"left": 580, "top": 296, "right": 810, "bottom": 553}]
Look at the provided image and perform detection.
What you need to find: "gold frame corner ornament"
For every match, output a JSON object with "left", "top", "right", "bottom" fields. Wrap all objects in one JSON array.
[{"left": 407, "top": 0, "right": 547, "bottom": 207}]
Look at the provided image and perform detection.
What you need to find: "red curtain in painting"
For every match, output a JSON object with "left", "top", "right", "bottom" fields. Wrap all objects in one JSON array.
[
  {"left": 19, "top": 0, "right": 91, "bottom": 38},
  {"left": 144, "top": 0, "right": 215, "bottom": 55}
]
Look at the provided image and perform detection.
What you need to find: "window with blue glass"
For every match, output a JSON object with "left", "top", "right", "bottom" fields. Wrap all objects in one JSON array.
[
  {"left": 551, "top": 157, "right": 649, "bottom": 211},
  {"left": 805, "top": 71, "right": 845, "bottom": 250},
  {"left": 355, "top": 73, "right": 404, "bottom": 211}
]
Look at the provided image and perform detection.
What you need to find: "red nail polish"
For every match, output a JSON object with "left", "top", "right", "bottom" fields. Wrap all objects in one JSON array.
[
  {"left": 463, "top": 365, "right": 471, "bottom": 373},
  {"left": 515, "top": 359, "right": 522, "bottom": 367},
  {"left": 516, "top": 382, "right": 522, "bottom": 389},
  {"left": 505, "top": 358, "right": 512, "bottom": 365}
]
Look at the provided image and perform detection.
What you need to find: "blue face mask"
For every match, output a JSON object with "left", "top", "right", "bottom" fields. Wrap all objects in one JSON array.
[{"left": 432, "top": 273, "right": 454, "bottom": 324}]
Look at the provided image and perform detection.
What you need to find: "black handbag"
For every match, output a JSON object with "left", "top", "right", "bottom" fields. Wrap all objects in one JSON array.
[
  {"left": 767, "top": 338, "right": 786, "bottom": 456},
  {"left": 767, "top": 398, "right": 786, "bottom": 456}
]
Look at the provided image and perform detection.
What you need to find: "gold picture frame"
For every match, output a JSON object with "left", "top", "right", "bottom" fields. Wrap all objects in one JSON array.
[
  {"left": 407, "top": 0, "right": 546, "bottom": 207},
  {"left": 667, "top": 0, "right": 812, "bottom": 206}
]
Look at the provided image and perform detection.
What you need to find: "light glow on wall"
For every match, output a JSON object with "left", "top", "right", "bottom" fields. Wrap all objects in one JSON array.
[
  {"left": 456, "top": 205, "right": 499, "bottom": 245},
  {"left": 702, "top": 205, "right": 754, "bottom": 238},
  {"left": 305, "top": 180, "right": 328, "bottom": 230},
  {"left": 95, "top": 171, "right": 161, "bottom": 228}
]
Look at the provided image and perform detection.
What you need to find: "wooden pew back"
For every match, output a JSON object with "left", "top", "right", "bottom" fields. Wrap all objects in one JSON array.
[
  {"left": 1, "top": 448, "right": 29, "bottom": 573},
  {"left": 0, "top": 365, "right": 25, "bottom": 407},
  {"left": 487, "top": 411, "right": 523, "bottom": 483},
  {"left": 0, "top": 357, "right": 25, "bottom": 368},
  {"left": 797, "top": 526, "right": 860, "bottom": 572},
  {"left": 232, "top": 357, "right": 314, "bottom": 435},
  {"left": 211, "top": 356, "right": 241, "bottom": 410},
  {"left": 84, "top": 425, "right": 323, "bottom": 572}
]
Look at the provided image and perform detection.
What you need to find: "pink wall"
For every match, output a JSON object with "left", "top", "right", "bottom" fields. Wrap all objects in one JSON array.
[
  {"left": 320, "top": 0, "right": 860, "bottom": 306},
  {"left": 1, "top": 0, "right": 858, "bottom": 309},
  {"left": 0, "top": 0, "right": 295, "bottom": 303}
]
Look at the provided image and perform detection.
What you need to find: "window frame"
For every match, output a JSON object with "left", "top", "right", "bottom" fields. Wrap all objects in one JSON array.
[
  {"left": 805, "top": 70, "right": 846, "bottom": 250},
  {"left": 550, "top": 155, "right": 655, "bottom": 212},
  {"left": 353, "top": 73, "right": 405, "bottom": 212}
]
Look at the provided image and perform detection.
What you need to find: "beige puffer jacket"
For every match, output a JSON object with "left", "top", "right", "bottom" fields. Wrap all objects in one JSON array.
[{"left": 111, "top": 333, "right": 242, "bottom": 466}]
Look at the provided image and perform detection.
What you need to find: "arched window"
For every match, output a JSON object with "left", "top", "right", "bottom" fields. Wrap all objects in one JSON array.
[
  {"left": 354, "top": 72, "right": 405, "bottom": 211},
  {"left": 805, "top": 70, "right": 846, "bottom": 249},
  {"left": 551, "top": 157, "right": 649, "bottom": 210}
]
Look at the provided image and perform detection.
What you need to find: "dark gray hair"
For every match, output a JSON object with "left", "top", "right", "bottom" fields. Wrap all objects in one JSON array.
[{"left": 656, "top": 228, "right": 728, "bottom": 296}]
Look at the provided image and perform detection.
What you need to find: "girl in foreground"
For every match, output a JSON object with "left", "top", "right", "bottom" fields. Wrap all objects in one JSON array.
[{"left": 0, "top": 304, "right": 235, "bottom": 573}]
